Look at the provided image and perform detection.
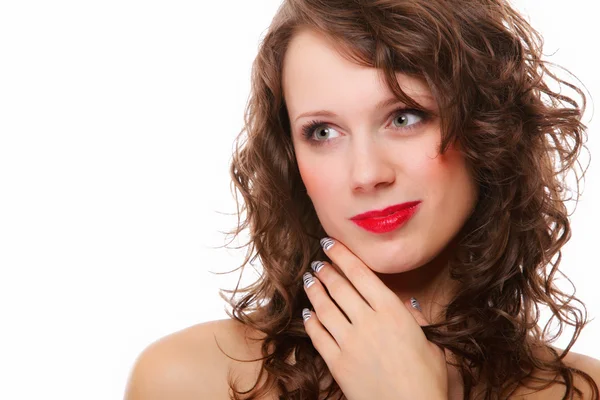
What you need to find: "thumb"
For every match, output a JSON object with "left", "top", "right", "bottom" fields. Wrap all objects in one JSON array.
[{"left": 405, "top": 297, "right": 430, "bottom": 327}]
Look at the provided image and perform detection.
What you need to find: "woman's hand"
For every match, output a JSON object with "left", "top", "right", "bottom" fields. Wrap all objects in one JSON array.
[{"left": 302, "top": 237, "right": 448, "bottom": 400}]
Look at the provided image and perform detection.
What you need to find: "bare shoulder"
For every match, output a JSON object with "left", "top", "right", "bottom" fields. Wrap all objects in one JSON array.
[
  {"left": 510, "top": 346, "right": 600, "bottom": 399},
  {"left": 123, "top": 318, "right": 270, "bottom": 400},
  {"left": 562, "top": 349, "right": 600, "bottom": 396}
]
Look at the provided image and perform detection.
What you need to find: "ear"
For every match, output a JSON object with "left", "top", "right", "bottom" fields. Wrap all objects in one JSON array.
[{"left": 404, "top": 297, "right": 430, "bottom": 327}]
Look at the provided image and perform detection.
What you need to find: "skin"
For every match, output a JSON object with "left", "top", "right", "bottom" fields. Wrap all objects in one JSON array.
[
  {"left": 283, "top": 28, "right": 479, "bottom": 324},
  {"left": 281, "top": 27, "right": 479, "bottom": 399},
  {"left": 301, "top": 238, "right": 449, "bottom": 399},
  {"left": 122, "top": 27, "right": 600, "bottom": 400}
]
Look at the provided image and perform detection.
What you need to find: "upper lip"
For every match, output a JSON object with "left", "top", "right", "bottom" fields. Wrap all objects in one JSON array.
[{"left": 350, "top": 201, "right": 421, "bottom": 220}]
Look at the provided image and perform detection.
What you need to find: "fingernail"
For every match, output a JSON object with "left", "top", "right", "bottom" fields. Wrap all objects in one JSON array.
[
  {"left": 303, "top": 272, "right": 315, "bottom": 288},
  {"left": 311, "top": 261, "right": 325, "bottom": 273},
  {"left": 320, "top": 237, "right": 335, "bottom": 251},
  {"left": 410, "top": 297, "right": 422, "bottom": 312},
  {"left": 302, "top": 308, "right": 312, "bottom": 322}
]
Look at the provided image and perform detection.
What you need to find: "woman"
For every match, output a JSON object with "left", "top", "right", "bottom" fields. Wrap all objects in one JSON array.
[{"left": 125, "top": 0, "right": 600, "bottom": 399}]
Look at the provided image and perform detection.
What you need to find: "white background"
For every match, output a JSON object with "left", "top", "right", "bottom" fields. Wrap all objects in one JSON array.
[{"left": 0, "top": 1, "right": 598, "bottom": 399}]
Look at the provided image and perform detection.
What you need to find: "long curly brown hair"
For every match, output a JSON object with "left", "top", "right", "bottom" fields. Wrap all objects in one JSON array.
[{"left": 215, "top": 0, "right": 597, "bottom": 399}]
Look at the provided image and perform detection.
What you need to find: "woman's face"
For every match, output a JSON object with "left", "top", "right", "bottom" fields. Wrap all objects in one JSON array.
[{"left": 283, "top": 29, "right": 478, "bottom": 274}]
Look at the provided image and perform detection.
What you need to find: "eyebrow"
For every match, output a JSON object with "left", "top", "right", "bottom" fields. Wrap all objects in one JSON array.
[{"left": 293, "top": 94, "right": 432, "bottom": 123}]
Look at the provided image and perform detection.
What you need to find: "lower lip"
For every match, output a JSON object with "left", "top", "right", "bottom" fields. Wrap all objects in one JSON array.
[{"left": 351, "top": 204, "right": 420, "bottom": 234}]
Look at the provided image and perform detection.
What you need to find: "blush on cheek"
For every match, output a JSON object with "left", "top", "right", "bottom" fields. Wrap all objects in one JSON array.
[
  {"left": 403, "top": 147, "right": 468, "bottom": 206},
  {"left": 297, "top": 161, "right": 328, "bottom": 198}
]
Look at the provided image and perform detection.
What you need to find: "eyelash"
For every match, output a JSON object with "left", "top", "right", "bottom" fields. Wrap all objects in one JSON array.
[{"left": 300, "top": 107, "right": 430, "bottom": 146}]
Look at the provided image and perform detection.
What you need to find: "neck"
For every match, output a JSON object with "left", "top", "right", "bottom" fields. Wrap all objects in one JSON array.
[{"left": 373, "top": 236, "right": 460, "bottom": 324}]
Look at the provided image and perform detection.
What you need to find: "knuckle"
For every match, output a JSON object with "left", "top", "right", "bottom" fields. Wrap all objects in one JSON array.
[
  {"left": 315, "top": 305, "right": 333, "bottom": 321},
  {"left": 310, "top": 289, "right": 330, "bottom": 311},
  {"left": 376, "top": 294, "right": 399, "bottom": 313},
  {"left": 327, "top": 276, "right": 344, "bottom": 293}
]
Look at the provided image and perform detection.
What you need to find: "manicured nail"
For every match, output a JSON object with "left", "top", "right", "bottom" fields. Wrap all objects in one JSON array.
[
  {"left": 302, "top": 308, "right": 312, "bottom": 322},
  {"left": 303, "top": 272, "right": 315, "bottom": 288},
  {"left": 311, "top": 261, "right": 325, "bottom": 273},
  {"left": 410, "top": 297, "right": 422, "bottom": 312},
  {"left": 320, "top": 237, "right": 335, "bottom": 251}
]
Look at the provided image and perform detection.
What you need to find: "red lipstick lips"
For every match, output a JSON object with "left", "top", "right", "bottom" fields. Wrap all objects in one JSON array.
[{"left": 350, "top": 201, "right": 421, "bottom": 234}]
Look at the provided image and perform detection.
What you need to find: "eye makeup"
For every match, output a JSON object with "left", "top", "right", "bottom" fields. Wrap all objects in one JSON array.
[{"left": 299, "top": 107, "right": 432, "bottom": 147}]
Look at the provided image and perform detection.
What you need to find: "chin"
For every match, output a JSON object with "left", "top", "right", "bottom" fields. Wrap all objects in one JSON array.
[
  {"left": 372, "top": 257, "right": 424, "bottom": 274},
  {"left": 346, "top": 243, "right": 424, "bottom": 274},
  {"left": 343, "top": 230, "right": 452, "bottom": 275}
]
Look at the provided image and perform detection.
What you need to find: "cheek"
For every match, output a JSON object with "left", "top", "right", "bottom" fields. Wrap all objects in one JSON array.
[
  {"left": 417, "top": 151, "right": 454, "bottom": 187},
  {"left": 415, "top": 144, "right": 477, "bottom": 213},
  {"left": 296, "top": 144, "right": 342, "bottom": 196},
  {"left": 370, "top": 125, "right": 452, "bottom": 190},
  {"left": 296, "top": 151, "right": 337, "bottom": 202},
  {"left": 295, "top": 138, "right": 476, "bottom": 213}
]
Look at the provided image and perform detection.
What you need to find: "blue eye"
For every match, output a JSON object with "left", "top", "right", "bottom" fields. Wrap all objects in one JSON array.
[
  {"left": 300, "top": 108, "right": 430, "bottom": 147},
  {"left": 391, "top": 111, "right": 422, "bottom": 128},
  {"left": 301, "top": 124, "right": 341, "bottom": 143}
]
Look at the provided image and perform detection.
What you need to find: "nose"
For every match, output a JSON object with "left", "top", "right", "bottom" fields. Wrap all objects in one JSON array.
[{"left": 349, "top": 136, "right": 396, "bottom": 193}]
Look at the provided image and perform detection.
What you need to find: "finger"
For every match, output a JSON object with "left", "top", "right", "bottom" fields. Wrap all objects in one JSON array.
[
  {"left": 303, "top": 272, "right": 352, "bottom": 345},
  {"left": 404, "top": 297, "right": 430, "bottom": 327},
  {"left": 302, "top": 308, "right": 341, "bottom": 361},
  {"left": 404, "top": 298, "right": 447, "bottom": 357},
  {"left": 320, "top": 237, "right": 401, "bottom": 312},
  {"left": 310, "top": 260, "right": 373, "bottom": 323}
]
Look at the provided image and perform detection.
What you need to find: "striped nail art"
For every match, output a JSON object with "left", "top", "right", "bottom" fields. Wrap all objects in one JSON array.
[
  {"left": 311, "top": 261, "right": 325, "bottom": 273},
  {"left": 302, "top": 308, "right": 312, "bottom": 322},
  {"left": 303, "top": 272, "right": 315, "bottom": 288},
  {"left": 320, "top": 237, "right": 335, "bottom": 251},
  {"left": 410, "top": 297, "right": 422, "bottom": 312}
]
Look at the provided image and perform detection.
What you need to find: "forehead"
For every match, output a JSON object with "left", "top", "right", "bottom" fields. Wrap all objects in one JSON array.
[{"left": 282, "top": 29, "right": 433, "bottom": 118}]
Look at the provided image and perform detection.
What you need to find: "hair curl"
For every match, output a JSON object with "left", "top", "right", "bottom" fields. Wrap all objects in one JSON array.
[{"left": 216, "top": 0, "right": 597, "bottom": 399}]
